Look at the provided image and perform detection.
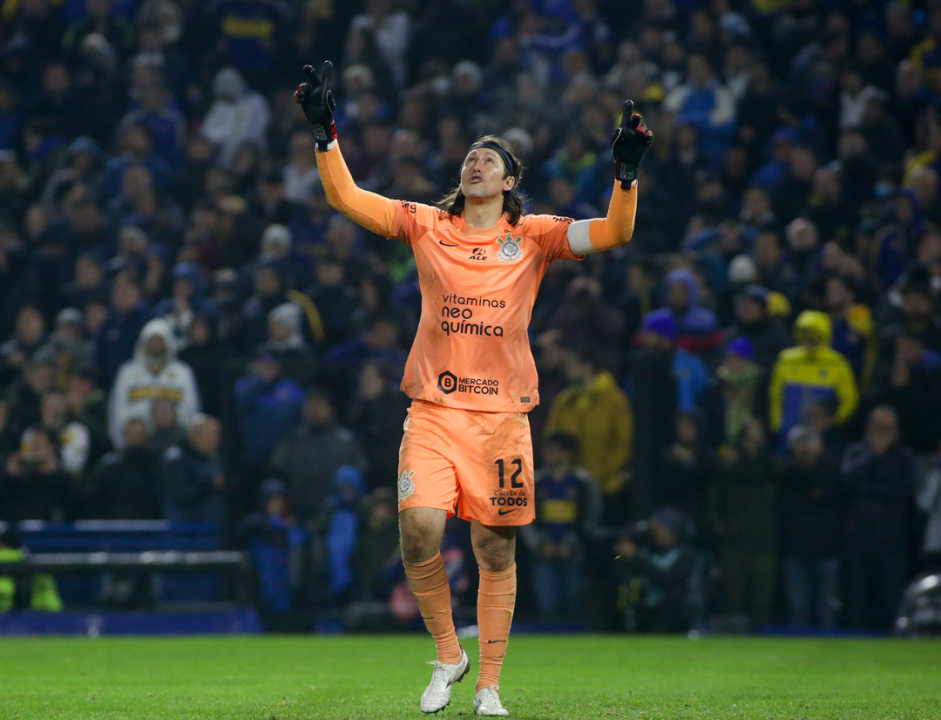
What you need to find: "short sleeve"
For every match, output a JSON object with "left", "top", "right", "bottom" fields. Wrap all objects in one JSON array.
[
  {"left": 520, "top": 214, "right": 584, "bottom": 263},
  {"left": 389, "top": 201, "right": 442, "bottom": 245}
]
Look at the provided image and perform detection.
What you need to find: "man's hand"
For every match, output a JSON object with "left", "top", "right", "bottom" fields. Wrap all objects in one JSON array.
[
  {"left": 295, "top": 61, "right": 337, "bottom": 151},
  {"left": 611, "top": 100, "right": 653, "bottom": 188}
]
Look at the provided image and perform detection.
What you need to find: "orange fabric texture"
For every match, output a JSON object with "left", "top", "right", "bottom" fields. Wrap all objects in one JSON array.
[
  {"left": 476, "top": 564, "right": 517, "bottom": 691},
  {"left": 397, "top": 400, "right": 534, "bottom": 526},
  {"left": 587, "top": 182, "right": 638, "bottom": 251},
  {"left": 317, "top": 142, "right": 580, "bottom": 413},
  {"left": 404, "top": 552, "right": 462, "bottom": 664}
]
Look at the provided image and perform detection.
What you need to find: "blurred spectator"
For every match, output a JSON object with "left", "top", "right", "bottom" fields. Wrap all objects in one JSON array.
[
  {"left": 88, "top": 417, "right": 160, "bottom": 519},
  {"left": 153, "top": 262, "right": 220, "bottom": 351},
  {"left": 353, "top": 487, "right": 401, "bottom": 602},
  {"left": 634, "top": 311, "right": 708, "bottom": 411},
  {"left": 238, "top": 478, "right": 309, "bottom": 622},
  {"left": 200, "top": 67, "right": 270, "bottom": 169},
  {"left": 234, "top": 351, "right": 304, "bottom": 486},
  {"left": 94, "top": 270, "right": 153, "bottom": 388},
  {"left": 702, "top": 338, "right": 761, "bottom": 448},
  {"left": 520, "top": 431, "right": 602, "bottom": 620},
  {"left": 644, "top": 268, "right": 723, "bottom": 359},
  {"left": 108, "top": 318, "right": 200, "bottom": 449},
  {"left": 270, "top": 389, "right": 365, "bottom": 527},
  {"left": 546, "top": 345, "right": 632, "bottom": 505},
  {"left": 842, "top": 406, "right": 917, "bottom": 631},
  {"left": 708, "top": 418, "right": 780, "bottom": 628},
  {"left": 545, "top": 275, "right": 625, "bottom": 374},
  {"left": 5, "top": 350, "right": 58, "bottom": 438},
  {"left": 159, "top": 414, "right": 224, "bottom": 525},
  {"left": 614, "top": 506, "right": 698, "bottom": 633},
  {"left": 0, "top": 304, "right": 46, "bottom": 387},
  {"left": 769, "top": 311, "right": 858, "bottom": 451},
  {"left": 319, "top": 465, "right": 367, "bottom": 605},
  {"left": 779, "top": 425, "right": 845, "bottom": 629},
  {"left": 177, "top": 313, "right": 228, "bottom": 418},
  {"left": 2, "top": 426, "right": 72, "bottom": 521},
  {"left": 40, "top": 389, "right": 89, "bottom": 480},
  {"left": 345, "top": 360, "right": 409, "bottom": 491},
  {"left": 261, "top": 302, "right": 316, "bottom": 387},
  {"left": 659, "top": 411, "right": 714, "bottom": 534}
]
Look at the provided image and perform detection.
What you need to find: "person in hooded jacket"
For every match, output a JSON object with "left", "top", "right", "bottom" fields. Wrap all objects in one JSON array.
[
  {"left": 769, "top": 310, "right": 858, "bottom": 452},
  {"left": 641, "top": 267, "right": 724, "bottom": 360},
  {"left": 108, "top": 317, "right": 201, "bottom": 449}
]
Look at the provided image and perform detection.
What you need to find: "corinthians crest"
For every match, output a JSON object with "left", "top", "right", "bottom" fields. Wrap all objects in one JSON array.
[
  {"left": 398, "top": 469, "right": 416, "bottom": 501},
  {"left": 496, "top": 233, "right": 524, "bottom": 263}
]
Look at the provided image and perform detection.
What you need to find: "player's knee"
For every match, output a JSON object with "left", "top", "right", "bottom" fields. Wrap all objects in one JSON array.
[
  {"left": 399, "top": 518, "right": 441, "bottom": 563},
  {"left": 473, "top": 535, "right": 515, "bottom": 572}
]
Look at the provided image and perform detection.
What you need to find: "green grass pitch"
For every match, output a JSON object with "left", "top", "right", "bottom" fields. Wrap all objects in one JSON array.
[{"left": 1, "top": 634, "right": 939, "bottom": 719}]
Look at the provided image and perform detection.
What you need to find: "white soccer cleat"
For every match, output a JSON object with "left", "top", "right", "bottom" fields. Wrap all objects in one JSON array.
[
  {"left": 420, "top": 647, "right": 470, "bottom": 713},
  {"left": 474, "top": 685, "right": 508, "bottom": 716}
]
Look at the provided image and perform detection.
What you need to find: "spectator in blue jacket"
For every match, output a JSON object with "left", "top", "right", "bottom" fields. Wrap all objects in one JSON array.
[
  {"left": 234, "top": 351, "right": 304, "bottom": 471},
  {"left": 94, "top": 270, "right": 153, "bottom": 388},
  {"left": 644, "top": 268, "right": 724, "bottom": 360}
]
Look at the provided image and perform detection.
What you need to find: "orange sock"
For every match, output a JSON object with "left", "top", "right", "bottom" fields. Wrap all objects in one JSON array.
[
  {"left": 404, "top": 553, "right": 461, "bottom": 664},
  {"left": 476, "top": 564, "right": 516, "bottom": 691}
]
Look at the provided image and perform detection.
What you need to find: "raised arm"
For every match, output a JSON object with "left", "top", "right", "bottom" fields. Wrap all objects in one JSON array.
[
  {"left": 294, "top": 62, "right": 397, "bottom": 238},
  {"left": 568, "top": 101, "right": 652, "bottom": 255}
]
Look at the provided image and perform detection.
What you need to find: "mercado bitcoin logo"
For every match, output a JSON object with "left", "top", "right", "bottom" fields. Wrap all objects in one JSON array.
[{"left": 437, "top": 370, "right": 457, "bottom": 394}]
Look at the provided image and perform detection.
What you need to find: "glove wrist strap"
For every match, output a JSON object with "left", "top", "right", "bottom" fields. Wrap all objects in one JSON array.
[{"left": 616, "top": 161, "right": 639, "bottom": 188}]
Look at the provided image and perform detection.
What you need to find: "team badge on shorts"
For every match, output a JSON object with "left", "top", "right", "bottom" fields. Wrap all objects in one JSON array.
[
  {"left": 398, "top": 469, "right": 416, "bottom": 501},
  {"left": 496, "top": 233, "right": 523, "bottom": 263}
]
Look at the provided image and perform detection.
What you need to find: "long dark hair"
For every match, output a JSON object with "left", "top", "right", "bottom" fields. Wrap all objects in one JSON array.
[{"left": 439, "top": 135, "right": 525, "bottom": 225}]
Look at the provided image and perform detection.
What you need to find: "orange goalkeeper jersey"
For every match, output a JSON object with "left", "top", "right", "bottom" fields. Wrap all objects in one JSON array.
[{"left": 391, "top": 200, "right": 581, "bottom": 412}]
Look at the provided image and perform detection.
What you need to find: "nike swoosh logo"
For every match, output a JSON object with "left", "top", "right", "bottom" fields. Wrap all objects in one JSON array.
[
  {"left": 487, "top": 639, "right": 507, "bottom": 643},
  {"left": 439, "top": 240, "right": 459, "bottom": 247},
  {"left": 497, "top": 508, "right": 518, "bottom": 516}
]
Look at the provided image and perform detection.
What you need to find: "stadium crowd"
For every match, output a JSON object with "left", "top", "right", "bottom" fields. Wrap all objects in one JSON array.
[{"left": 2, "top": 0, "right": 941, "bottom": 634}]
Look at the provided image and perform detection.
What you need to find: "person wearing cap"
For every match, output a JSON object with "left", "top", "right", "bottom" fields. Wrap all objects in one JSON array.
[
  {"left": 296, "top": 61, "right": 652, "bottom": 714},
  {"left": 613, "top": 505, "right": 698, "bottom": 633},
  {"left": 727, "top": 284, "right": 791, "bottom": 375},
  {"left": 635, "top": 310, "right": 710, "bottom": 412},
  {"left": 702, "top": 336, "right": 762, "bottom": 448},
  {"left": 769, "top": 310, "right": 859, "bottom": 452}
]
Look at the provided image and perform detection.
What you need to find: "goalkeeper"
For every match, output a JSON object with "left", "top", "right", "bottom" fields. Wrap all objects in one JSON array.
[{"left": 295, "top": 61, "right": 652, "bottom": 716}]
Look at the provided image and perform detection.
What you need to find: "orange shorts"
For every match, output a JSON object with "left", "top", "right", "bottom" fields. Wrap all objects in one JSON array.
[{"left": 397, "top": 400, "right": 534, "bottom": 526}]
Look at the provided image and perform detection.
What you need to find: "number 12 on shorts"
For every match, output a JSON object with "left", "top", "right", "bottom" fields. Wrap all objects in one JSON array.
[{"left": 495, "top": 458, "right": 524, "bottom": 489}]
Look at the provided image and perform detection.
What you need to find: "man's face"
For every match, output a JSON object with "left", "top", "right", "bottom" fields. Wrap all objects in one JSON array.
[
  {"left": 303, "top": 396, "right": 333, "bottom": 427},
  {"left": 113, "top": 281, "right": 141, "bottom": 313},
  {"left": 124, "top": 420, "right": 149, "bottom": 448},
  {"left": 667, "top": 280, "right": 690, "bottom": 313},
  {"left": 736, "top": 296, "right": 764, "bottom": 325},
  {"left": 145, "top": 335, "right": 168, "bottom": 359},
  {"left": 190, "top": 417, "right": 221, "bottom": 455},
  {"left": 903, "top": 291, "right": 932, "bottom": 322},
  {"left": 460, "top": 148, "right": 514, "bottom": 201}
]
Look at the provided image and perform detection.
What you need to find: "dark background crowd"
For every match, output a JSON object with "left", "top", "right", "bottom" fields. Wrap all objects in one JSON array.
[{"left": 2, "top": 0, "right": 941, "bottom": 635}]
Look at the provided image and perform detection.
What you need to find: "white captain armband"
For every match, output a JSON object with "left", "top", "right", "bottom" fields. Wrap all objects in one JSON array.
[{"left": 567, "top": 219, "right": 596, "bottom": 255}]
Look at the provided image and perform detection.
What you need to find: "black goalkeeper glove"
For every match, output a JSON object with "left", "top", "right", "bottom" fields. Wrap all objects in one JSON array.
[
  {"left": 611, "top": 100, "right": 653, "bottom": 189},
  {"left": 294, "top": 61, "right": 337, "bottom": 151}
]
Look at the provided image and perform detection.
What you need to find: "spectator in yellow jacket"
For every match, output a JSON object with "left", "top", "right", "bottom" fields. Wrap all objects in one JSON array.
[
  {"left": 546, "top": 346, "right": 633, "bottom": 503},
  {"left": 769, "top": 311, "right": 858, "bottom": 450}
]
